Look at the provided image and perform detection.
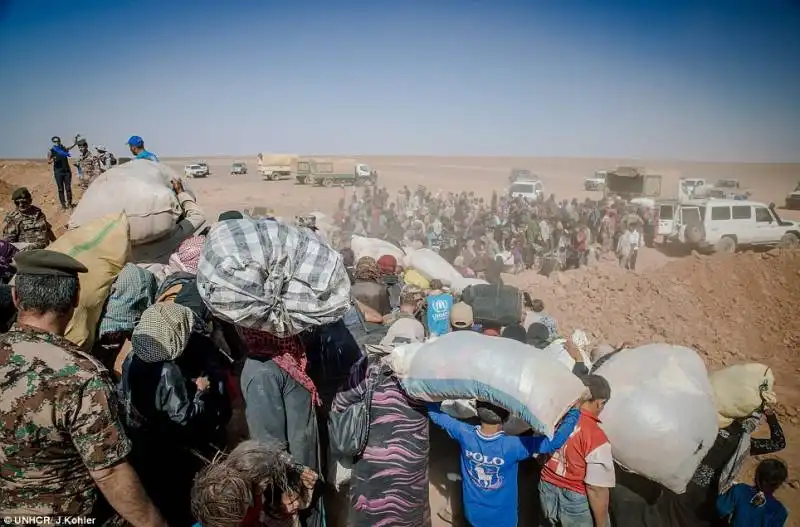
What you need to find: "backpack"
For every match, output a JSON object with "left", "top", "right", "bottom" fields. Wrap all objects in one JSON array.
[{"left": 327, "top": 357, "right": 383, "bottom": 458}]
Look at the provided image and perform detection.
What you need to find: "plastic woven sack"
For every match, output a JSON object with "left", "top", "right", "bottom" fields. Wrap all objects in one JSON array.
[
  {"left": 594, "top": 343, "right": 718, "bottom": 494},
  {"left": 406, "top": 249, "right": 462, "bottom": 286},
  {"left": 404, "top": 269, "right": 430, "bottom": 290},
  {"left": 709, "top": 363, "right": 774, "bottom": 425},
  {"left": 351, "top": 235, "right": 405, "bottom": 262},
  {"left": 387, "top": 331, "right": 586, "bottom": 437},
  {"left": 197, "top": 218, "right": 351, "bottom": 336},
  {"left": 50, "top": 213, "right": 131, "bottom": 351},
  {"left": 451, "top": 276, "right": 488, "bottom": 295},
  {"left": 70, "top": 159, "right": 185, "bottom": 245}
]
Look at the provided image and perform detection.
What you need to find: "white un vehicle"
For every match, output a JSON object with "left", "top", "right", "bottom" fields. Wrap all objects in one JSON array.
[{"left": 655, "top": 199, "right": 800, "bottom": 253}]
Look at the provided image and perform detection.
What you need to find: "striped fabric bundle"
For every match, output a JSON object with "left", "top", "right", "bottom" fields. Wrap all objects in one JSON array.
[{"left": 196, "top": 218, "right": 350, "bottom": 337}]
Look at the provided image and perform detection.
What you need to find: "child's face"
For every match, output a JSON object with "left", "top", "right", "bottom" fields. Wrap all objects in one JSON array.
[{"left": 280, "top": 488, "right": 302, "bottom": 516}]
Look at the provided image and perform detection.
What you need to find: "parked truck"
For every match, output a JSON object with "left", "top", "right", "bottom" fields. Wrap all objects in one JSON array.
[
  {"left": 604, "top": 166, "right": 662, "bottom": 201},
  {"left": 257, "top": 153, "right": 297, "bottom": 181},
  {"left": 296, "top": 158, "right": 376, "bottom": 187}
]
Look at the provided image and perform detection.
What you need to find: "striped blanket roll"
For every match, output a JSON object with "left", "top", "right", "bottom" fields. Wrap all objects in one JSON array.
[{"left": 197, "top": 218, "right": 350, "bottom": 337}]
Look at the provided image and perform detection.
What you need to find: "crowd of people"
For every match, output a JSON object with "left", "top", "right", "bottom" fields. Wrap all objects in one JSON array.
[
  {"left": 324, "top": 184, "right": 650, "bottom": 274},
  {"left": 0, "top": 152, "right": 792, "bottom": 527}
]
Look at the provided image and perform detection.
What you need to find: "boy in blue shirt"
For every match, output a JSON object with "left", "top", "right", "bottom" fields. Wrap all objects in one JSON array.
[
  {"left": 428, "top": 401, "right": 580, "bottom": 527},
  {"left": 717, "top": 458, "right": 788, "bottom": 527}
]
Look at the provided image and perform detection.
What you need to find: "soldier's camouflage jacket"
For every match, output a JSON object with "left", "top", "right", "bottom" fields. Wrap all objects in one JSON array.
[
  {"left": 0, "top": 326, "right": 132, "bottom": 516},
  {"left": 2, "top": 206, "right": 53, "bottom": 250}
]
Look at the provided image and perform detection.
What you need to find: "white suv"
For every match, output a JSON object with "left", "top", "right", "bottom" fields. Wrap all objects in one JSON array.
[
  {"left": 184, "top": 164, "right": 207, "bottom": 178},
  {"left": 509, "top": 179, "right": 544, "bottom": 200},
  {"left": 656, "top": 199, "right": 800, "bottom": 253}
]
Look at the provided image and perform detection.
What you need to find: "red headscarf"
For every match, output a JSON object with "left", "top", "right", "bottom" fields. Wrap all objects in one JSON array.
[
  {"left": 377, "top": 254, "right": 397, "bottom": 275},
  {"left": 240, "top": 327, "right": 320, "bottom": 406}
]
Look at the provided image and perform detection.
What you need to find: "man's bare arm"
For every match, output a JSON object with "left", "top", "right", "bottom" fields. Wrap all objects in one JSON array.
[
  {"left": 586, "top": 484, "right": 610, "bottom": 527},
  {"left": 90, "top": 460, "right": 168, "bottom": 527}
]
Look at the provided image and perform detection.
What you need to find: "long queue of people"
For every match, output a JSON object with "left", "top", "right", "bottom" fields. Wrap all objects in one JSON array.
[{"left": 0, "top": 173, "right": 791, "bottom": 527}]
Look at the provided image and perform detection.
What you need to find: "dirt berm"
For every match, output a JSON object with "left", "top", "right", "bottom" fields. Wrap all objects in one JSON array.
[{"left": 506, "top": 249, "right": 800, "bottom": 522}]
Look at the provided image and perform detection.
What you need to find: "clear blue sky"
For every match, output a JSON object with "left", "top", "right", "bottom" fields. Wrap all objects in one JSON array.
[{"left": 1, "top": 0, "right": 798, "bottom": 161}]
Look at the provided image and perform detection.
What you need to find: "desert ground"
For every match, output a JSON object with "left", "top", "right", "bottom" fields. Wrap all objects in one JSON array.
[{"left": 1, "top": 155, "right": 799, "bottom": 525}]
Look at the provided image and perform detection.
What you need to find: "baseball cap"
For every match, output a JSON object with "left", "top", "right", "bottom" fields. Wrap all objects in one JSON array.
[
  {"left": 450, "top": 302, "right": 474, "bottom": 329},
  {"left": 126, "top": 135, "right": 144, "bottom": 147},
  {"left": 380, "top": 318, "right": 425, "bottom": 346}
]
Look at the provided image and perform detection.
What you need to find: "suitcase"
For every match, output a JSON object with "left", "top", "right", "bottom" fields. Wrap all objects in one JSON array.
[{"left": 461, "top": 283, "right": 522, "bottom": 326}]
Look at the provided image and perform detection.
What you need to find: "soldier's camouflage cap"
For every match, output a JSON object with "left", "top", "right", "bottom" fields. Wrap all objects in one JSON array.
[
  {"left": 14, "top": 250, "right": 88, "bottom": 277},
  {"left": 11, "top": 187, "right": 31, "bottom": 201}
]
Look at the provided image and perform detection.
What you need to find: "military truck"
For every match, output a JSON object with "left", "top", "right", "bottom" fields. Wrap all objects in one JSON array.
[
  {"left": 604, "top": 166, "right": 662, "bottom": 201},
  {"left": 296, "top": 158, "right": 376, "bottom": 187},
  {"left": 257, "top": 153, "right": 297, "bottom": 181}
]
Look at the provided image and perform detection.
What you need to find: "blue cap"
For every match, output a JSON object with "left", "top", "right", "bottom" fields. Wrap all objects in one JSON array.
[{"left": 126, "top": 135, "right": 144, "bottom": 147}]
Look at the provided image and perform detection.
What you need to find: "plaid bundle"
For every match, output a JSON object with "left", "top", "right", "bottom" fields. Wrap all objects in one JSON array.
[{"left": 196, "top": 218, "right": 351, "bottom": 336}]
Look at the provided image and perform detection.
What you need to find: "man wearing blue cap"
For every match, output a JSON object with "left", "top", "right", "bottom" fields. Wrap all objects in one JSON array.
[{"left": 126, "top": 136, "right": 159, "bottom": 162}]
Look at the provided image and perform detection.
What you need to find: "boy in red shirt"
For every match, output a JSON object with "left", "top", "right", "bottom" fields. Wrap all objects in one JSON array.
[{"left": 539, "top": 374, "right": 614, "bottom": 527}]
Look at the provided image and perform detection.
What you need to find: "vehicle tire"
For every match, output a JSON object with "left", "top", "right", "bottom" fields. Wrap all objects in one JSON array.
[
  {"left": 323, "top": 178, "right": 335, "bottom": 187},
  {"left": 684, "top": 223, "right": 705, "bottom": 245},
  {"left": 715, "top": 236, "right": 736, "bottom": 254},
  {"left": 296, "top": 176, "right": 306, "bottom": 185},
  {"left": 779, "top": 233, "right": 799, "bottom": 248}
]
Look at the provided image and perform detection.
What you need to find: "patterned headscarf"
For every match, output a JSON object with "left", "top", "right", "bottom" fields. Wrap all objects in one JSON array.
[
  {"left": 354, "top": 256, "right": 380, "bottom": 283},
  {"left": 239, "top": 327, "right": 320, "bottom": 407},
  {"left": 132, "top": 303, "right": 196, "bottom": 363},
  {"left": 168, "top": 235, "right": 205, "bottom": 274}
]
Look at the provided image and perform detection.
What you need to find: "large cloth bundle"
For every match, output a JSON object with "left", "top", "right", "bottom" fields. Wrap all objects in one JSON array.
[
  {"left": 50, "top": 213, "right": 131, "bottom": 351},
  {"left": 406, "top": 248, "right": 461, "bottom": 286},
  {"left": 351, "top": 235, "right": 405, "bottom": 262},
  {"left": 451, "top": 276, "right": 488, "bottom": 295},
  {"left": 387, "top": 331, "right": 586, "bottom": 437},
  {"left": 594, "top": 343, "right": 718, "bottom": 494},
  {"left": 709, "top": 363, "right": 775, "bottom": 427},
  {"left": 197, "top": 218, "right": 351, "bottom": 337},
  {"left": 461, "top": 283, "right": 522, "bottom": 326},
  {"left": 69, "top": 159, "right": 185, "bottom": 245}
]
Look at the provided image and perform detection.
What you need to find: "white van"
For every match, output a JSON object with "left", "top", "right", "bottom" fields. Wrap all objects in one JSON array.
[
  {"left": 657, "top": 199, "right": 800, "bottom": 252},
  {"left": 509, "top": 179, "right": 544, "bottom": 200}
]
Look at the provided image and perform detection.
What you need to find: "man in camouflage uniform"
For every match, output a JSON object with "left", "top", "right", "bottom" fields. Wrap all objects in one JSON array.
[
  {"left": 0, "top": 249, "right": 166, "bottom": 525},
  {"left": 76, "top": 139, "right": 102, "bottom": 189},
  {"left": 95, "top": 145, "right": 117, "bottom": 173},
  {"left": 2, "top": 187, "right": 56, "bottom": 251}
]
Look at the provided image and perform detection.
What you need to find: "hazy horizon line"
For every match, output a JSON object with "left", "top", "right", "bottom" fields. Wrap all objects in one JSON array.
[{"left": 2, "top": 154, "right": 800, "bottom": 166}]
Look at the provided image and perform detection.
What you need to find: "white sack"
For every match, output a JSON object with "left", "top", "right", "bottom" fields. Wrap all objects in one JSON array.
[
  {"left": 451, "top": 276, "right": 488, "bottom": 295},
  {"left": 351, "top": 235, "right": 405, "bottom": 262},
  {"left": 537, "top": 331, "right": 593, "bottom": 372},
  {"left": 594, "top": 343, "right": 718, "bottom": 494},
  {"left": 709, "top": 363, "right": 775, "bottom": 421},
  {"left": 441, "top": 398, "right": 531, "bottom": 435},
  {"left": 70, "top": 159, "right": 186, "bottom": 246},
  {"left": 407, "top": 248, "right": 462, "bottom": 286},
  {"left": 388, "top": 331, "right": 586, "bottom": 437}
]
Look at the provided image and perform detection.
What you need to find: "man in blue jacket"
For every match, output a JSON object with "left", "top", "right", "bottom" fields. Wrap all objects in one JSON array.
[{"left": 428, "top": 401, "right": 580, "bottom": 527}]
